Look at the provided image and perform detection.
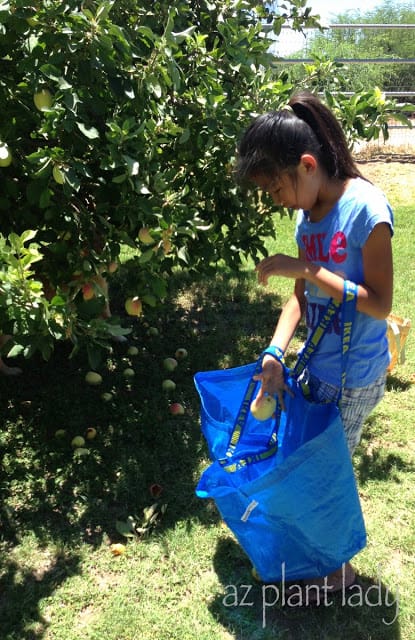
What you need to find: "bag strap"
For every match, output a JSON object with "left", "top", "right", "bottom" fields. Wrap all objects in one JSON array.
[
  {"left": 293, "top": 280, "right": 357, "bottom": 384},
  {"left": 222, "top": 280, "right": 357, "bottom": 468}
]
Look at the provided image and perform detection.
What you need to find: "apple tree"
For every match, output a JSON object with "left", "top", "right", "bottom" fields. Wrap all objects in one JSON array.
[{"left": 0, "top": 0, "right": 397, "bottom": 365}]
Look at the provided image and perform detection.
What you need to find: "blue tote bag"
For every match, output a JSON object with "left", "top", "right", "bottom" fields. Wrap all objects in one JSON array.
[{"left": 195, "top": 281, "right": 366, "bottom": 583}]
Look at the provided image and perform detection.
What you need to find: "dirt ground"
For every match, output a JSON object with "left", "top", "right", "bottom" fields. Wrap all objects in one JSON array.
[{"left": 355, "top": 160, "right": 415, "bottom": 206}]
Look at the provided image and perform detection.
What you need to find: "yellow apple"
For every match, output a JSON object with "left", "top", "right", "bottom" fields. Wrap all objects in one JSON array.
[
  {"left": 71, "top": 435, "right": 86, "bottom": 448},
  {"left": 250, "top": 395, "right": 277, "bottom": 421},
  {"left": 138, "top": 227, "right": 154, "bottom": 244},
  {"left": 33, "top": 88, "right": 53, "bottom": 111},
  {"left": 85, "top": 371, "right": 102, "bottom": 385},
  {"left": 0, "top": 144, "right": 12, "bottom": 167}
]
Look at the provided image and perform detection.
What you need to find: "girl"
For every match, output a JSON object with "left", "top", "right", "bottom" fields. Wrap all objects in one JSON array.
[{"left": 235, "top": 91, "right": 393, "bottom": 597}]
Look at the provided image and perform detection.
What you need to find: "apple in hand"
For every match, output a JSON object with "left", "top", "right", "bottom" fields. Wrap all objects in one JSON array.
[{"left": 250, "top": 395, "right": 277, "bottom": 421}]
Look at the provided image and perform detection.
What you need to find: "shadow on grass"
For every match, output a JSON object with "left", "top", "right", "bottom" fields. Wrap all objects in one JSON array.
[
  {"left": 0, "top": 551, "right": 81, "bottom": 640},
  {"left": 209, "top": 537, "right": 401, "bottom": 640},
  {"left": 0, "top": 268, "right": 285, "bottom": 636},
  {"left": 355, "top": 415, "right": 415, "bottom": 485}
]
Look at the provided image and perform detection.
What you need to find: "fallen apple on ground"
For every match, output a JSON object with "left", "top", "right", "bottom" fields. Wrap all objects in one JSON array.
[
  {"left": 162, "top": 379, "right": 176, "bottom": 392},
  {"left": 71, "top": 435, "right": 86, "bottom": 448},
  {"left": 85, "top": 371, "right": 102, "bottom": 385},
  {"left": 163, "top": 357, "right": 178, "bottom": 372},
  {"left": 169, "top": 402, "right": 185, "bottom": 415},
  {"left": 250, "top": 395, "right": 277, "bottom": 421},
  {"left": 127, "top": 345, "right": 139, "bottom": 356}
]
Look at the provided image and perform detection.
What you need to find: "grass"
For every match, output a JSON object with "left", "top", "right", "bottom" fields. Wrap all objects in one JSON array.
[{"left": 0, "top": 163, "right": 414, "bottom": 640}]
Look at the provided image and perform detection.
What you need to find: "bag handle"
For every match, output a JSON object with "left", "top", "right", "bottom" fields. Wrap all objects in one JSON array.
[{"left": 222, "top": 280, "right": 357, "bottom": 467}]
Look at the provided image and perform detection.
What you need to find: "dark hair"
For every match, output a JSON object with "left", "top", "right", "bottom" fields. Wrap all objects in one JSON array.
[{"left": 235, "top": 91, "right": 363, "bottom": 183}]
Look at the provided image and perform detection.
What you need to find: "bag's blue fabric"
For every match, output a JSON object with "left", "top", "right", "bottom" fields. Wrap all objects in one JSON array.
[{"left": 195, "top": 281, "right": 367, "bottom": 582}]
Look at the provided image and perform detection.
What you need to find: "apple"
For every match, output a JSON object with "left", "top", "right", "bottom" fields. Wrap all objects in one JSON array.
[
  {"left": 138, "top": 227, "right": 154, "bottom": 245},
  {"left": 125, "top": 297, "right": 142, "bottom": 317},
  {"left": 82, "top": 283, "right": 95, "bottom": 301},
  {"left": 71, "top": 435, "right": 86, "bottom": 448},
  {"left": 85, "top": 371, "right": 103, "bottom": 385},
  {"left": 110, "top": 543, "right": 126, "bottom": 556},
  {"left": 163, "top": 357, "right": 178, "bottom": 372},
  {"left": 0, "top": 144, "right": 12, "bottom": 167},
  {"left": 86, "top": 427, "right": 97, "bottom": 440},
  {"left": 250, "top": 395, "right": 277, "bottom": 421},
  {"left": 55, "top": 429, "right": 66, "bottom": 439},
  {"left": 101, "top": 392, "right": 113, "bottom": 402},
  {"left": 169, "top": 402, "right": 185, "bottom": 415},
  {"left": 123, "top": 367, "right": 135, "bottom": 378},
  {"left": 33, "top": 88, "right": 53, "bottom": 111},
  {"left": 52, "top": 165, "right": 65, "bottom": 184},
  {"left": 175, "top": 347, "right": 188, "bottom": 360},
  {"left": 147, "top": 327, "right": 159, "bottom": 336},
  {"left": 162, "top": 379, "right": 176, "bottom": 392},
  {"left": 127, "top": 345, "right": 139, "bottom": 356}
]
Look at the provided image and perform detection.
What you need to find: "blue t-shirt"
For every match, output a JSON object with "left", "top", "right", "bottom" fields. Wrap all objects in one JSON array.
[{"left": 295, "top": 177, "right": 394, "bottom": 388}]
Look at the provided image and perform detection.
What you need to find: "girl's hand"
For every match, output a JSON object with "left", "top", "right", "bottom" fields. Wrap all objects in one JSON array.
[
  {"left": 253, "top": 355, "right": 293, "bottom": 412},
  {"left": 256, "top": 254, "right": 306, "bottom": 286}
]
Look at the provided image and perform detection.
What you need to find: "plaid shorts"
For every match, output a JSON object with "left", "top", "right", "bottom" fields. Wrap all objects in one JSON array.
[{"left": 299, "top": 369, "right": 387, "bottom": 455}]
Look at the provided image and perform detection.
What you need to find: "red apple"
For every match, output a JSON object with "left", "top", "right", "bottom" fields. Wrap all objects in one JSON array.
[
  {"left": 82, "top": 283, "right": 95, "bottom": 301},
  {"left": 169, "top": 402, "right": 184, "bottom": 415},
  {"left": 125, "top": 297, "right": 143, "bottom": 317}
]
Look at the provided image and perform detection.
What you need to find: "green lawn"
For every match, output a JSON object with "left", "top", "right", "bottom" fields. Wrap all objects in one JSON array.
[{"left": 0, "top": 168, "right": 414, "bottom": 640}]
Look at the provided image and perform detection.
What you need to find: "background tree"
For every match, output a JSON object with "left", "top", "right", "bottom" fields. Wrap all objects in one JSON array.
[{"left": 291, "top": 0, "right": 415, "bottom": 94}]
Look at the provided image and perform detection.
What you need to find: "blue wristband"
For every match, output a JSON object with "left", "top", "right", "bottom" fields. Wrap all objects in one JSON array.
[{"left": 262, "top": 345, "right": 285, "bottom": 363}]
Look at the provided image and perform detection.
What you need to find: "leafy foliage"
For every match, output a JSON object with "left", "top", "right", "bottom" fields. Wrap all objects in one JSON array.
[{"left": 0, "top": 0, "right": 406, "bottom": 364}]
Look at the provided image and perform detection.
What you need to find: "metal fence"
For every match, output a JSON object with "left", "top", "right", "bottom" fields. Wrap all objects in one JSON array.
[{"left": 272, "top": 24, "right": 415, "bottom": 158}]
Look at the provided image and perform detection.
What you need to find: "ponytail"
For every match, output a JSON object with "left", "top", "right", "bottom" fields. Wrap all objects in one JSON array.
[
  {"left": 288, "top": 91, "right": 363, "bottom": 180},
  {"left": 235, "top": 91, "right": 363, "bottom": 183}
]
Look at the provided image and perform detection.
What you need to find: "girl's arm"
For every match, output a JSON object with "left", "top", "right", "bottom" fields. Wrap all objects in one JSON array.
[
  {"left": 253, "top": 277, "right": 305, "bottom": 409},
  {"left": 256, "top": 223, "right": 393, "bottom": 320}
]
